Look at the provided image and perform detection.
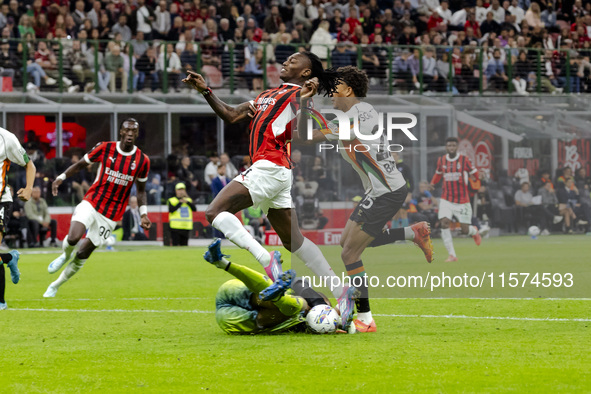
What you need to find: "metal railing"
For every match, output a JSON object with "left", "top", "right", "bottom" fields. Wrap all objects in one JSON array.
[{"left": 1, "top": 38, "right": 586, "bottom": 95}]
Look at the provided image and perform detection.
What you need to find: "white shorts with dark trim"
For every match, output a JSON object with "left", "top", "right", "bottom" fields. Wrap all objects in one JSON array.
[
  {"left": 233, "top": 160, "right": 292, "bottom": 214},
  {"left": 72, "top": 200, "right": 117, "bottom": 247},
  {"left": 437, "top": 199, "right": 472, "bottom": 224}
]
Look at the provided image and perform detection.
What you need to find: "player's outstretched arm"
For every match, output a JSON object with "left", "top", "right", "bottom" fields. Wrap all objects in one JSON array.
[
  {"left": 17, "top": 160, "right": 36, "bottom": 201},
  {"left": 294, "top": 77, "right": 327, "bottom": 143},
  {"left": 136, "top": 180, "right": 151, "bottom": 230},
  {"left": 52, "top": 158, "right": 89, "bottom": 196},
  {"left": 182, "top": 71, "right": 256, "bottom": 124}
]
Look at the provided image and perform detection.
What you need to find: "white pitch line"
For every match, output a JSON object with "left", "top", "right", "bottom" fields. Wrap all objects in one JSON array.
[
  {"left": 7, "top": 308, "right": 590, "bottom": 322},
  {"left": 9, "top": 308, "right": 213, "bottom": 314},
  {"left": 13, "top": 297, "right": 591, "bottom": 302},
  {"left": 373, "top": 313, "right": 591, "bottom": 322}
]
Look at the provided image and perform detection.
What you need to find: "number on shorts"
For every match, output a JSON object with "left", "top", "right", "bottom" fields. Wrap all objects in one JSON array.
[
  {"left": 98, "top": 226, "right": 111, "bottom": 240},
  {"left": 360, "top": 196, "right": 374, "bottom": 209}
]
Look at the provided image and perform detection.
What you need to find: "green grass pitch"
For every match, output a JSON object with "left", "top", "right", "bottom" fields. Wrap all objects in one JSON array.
[{"left": 1, "top": 235, "right": 590, "bottom": 392}]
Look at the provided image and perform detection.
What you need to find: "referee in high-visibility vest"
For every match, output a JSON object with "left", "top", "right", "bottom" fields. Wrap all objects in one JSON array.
[{"left": 167, "top": 183, "right": 196, "bottom": 246}]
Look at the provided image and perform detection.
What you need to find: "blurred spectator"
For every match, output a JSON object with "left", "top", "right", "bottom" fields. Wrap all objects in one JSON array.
[
  {"left": 68, "top": 40, "right": 94, "bottom": 92},
  {"left": 87, "top": 1, "right": 102, "bottom": 29},
  {"left": 135, "top": 46, "right": 158, "bottom": 91},
  {"left": 66, "top": 154, "right": 91, "bottom": 203},
  {"left": 413, "top": 181, "right": 439, "bottom": 227},
  {"left": 310, "top": 21, "right": 336, "bottom": 63},
  {"left": 167, "top": 182, "right": 196, "bottom": 246},
  {"left": 176, "top": 155, "right": 199, "bottom": 197},
  {"left": 122, "top": 196, "right": 149, "bottom": 241},
  {"left": 220, "top": 153, "right": 238, "bottom": 179},
  {"left": 72, "top": 0, "right": 86, "bottom": 27},
  {"left": 180, "top": 42, "right": 197, "bottom": 74},
  {"left": 242, "top": 207, "right": 268, "bottom": 244},
  {"left": 538, "top": 181, "right": 564, "bottom": 234},
  {"left": 24, "top": 186, "right": 57, "bottom": 247},
  {"left": 204, "top": 153, "right": 220, "bottom": 186},
  {"left": 243, "top": 46, "right": 264, "bottom": 92},
  {"left": 112, "top": 14, "right": 132, "bottom": 42},
  {"left": 136, "top": 0, "right": 154, "bottom": 40},
  {"left": 146, "top": 173, "right": 164, "bottom": 205},
  {"left": 105, "top": 44, "right": 127, "bottom": 93},
  {"left": 35, "top": 40, "right": 73, "bottom": 88},
  {"left": 211, "top": 164, "right": 232, "bottom": 198},
  {"left": 332, "top": 43, "right": 355, "bottom": 68},
  {"left": 158, "top": 43, "right": 181, "bottom": 91},
  {"left": 0, "top": 39, "right": 18, "bottom": 80},
  {"left": 153, "top": 0, "right": 171, "bottom": 40},
  {"left": 512, "top": 50, "right": 531, "bottom": 94},
  {"left": 486, "top": 48, "right": 508, "bottom": 91},
  {"left": 6, "top": 189, "right": 29, "bottom": 249}
]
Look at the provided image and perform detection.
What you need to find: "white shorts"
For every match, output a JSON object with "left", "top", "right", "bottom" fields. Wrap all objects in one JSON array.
[
  {"left": 234, "top": 160, "right": 292, "bottom": 214},
  {"left": 438, "top": 199, "right": 473, "bottom": 224},
  {"left": 71, "top": 200, "right": 117, "bottom": 247}
]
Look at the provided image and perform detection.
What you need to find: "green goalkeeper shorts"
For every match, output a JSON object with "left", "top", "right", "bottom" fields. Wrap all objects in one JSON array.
[{"left": 215, "top": 279, "right": 259, "bottom": 334}]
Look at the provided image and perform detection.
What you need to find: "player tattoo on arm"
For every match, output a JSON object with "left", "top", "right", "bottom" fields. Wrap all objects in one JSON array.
[{"left": 182, "top": 71, "right": 256, "bottom": 123}]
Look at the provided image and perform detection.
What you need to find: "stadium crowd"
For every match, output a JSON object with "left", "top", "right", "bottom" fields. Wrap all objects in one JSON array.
[{"left": 2, "top": 0, "right": 591, "bottom": 93}]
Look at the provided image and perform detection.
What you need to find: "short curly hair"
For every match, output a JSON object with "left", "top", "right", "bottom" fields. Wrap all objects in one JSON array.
[{"left": 336, "top": 66, "right": 369, "bottom": 98}]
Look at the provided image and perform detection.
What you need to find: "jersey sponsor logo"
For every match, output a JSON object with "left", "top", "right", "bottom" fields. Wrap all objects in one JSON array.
[
  {"left": 105, "top": 167, "right": 134, "bottom": 186},
  {"left": 443, "top": 172, "right": 462, "bottom": 181}
]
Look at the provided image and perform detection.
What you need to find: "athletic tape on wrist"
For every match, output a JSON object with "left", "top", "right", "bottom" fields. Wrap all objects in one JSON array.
[
  {"left": 139, "top": 206, "right": 148, "bottom": 216},
  {"left": 57, "top": 173, "right": 66, "bottom": 181}
]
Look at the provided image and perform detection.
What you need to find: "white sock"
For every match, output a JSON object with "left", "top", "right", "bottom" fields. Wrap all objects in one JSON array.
[
  {"left": 212, "top": 211, "right": 271, "bottom": 267},
  {"left": 357, "top": 311, "right": 373, "bottom": 325},
  {"left": 441, "top": 228, "right": 456, "bottom": 257},
  {"left": 404, "top": 227, "right": 415, "bottom": 240},
  {"left": 294, "top": 237, "right": 343, "bottom": 299},
  {"left": 63, "top": 235, "right": 75, "bottom": 260},
  {"left": 468, "top": 225, "right": 478, "bottom": 236},
  {"left": 52, "top": 257, "right": 86, "bottom": 289}
]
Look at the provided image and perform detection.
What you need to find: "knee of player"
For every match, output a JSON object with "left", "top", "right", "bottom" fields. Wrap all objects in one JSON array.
[{"left": 204, "top": 207, "right": 219, "bottom": 224}]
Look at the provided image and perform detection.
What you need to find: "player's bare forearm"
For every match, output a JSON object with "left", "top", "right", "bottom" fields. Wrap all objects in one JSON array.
[
  {"left": 136, "top": 181, "right": 151, "bottom": 229},
  {"left": 17, "top": 161, "right": 36, "bottom": 201},
  {"left": 205, "top": 96, "right": 255, "bottom": 124},
  {"left": 52, "top": 158, "right": 89, "bottom": 196},
  {"left": 136, "top": 181, "right": 148, "bottom": 208}
]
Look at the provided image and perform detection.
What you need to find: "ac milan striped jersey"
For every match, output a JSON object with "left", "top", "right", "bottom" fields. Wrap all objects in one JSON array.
[
  {"left": 248, "top": 83, "right": 301, "bottom": 168},
  {"left": 435, "top": 154, "right": 477, "bottom": 204},
  {"left": 83, "top": 141, "right": 150, "bottom": 221}
]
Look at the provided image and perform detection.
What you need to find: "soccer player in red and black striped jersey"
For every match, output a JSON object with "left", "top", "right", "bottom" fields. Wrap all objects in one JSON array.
[
  {"left": 43, "top": 119, "right": 151, "bottom": 298},
  {"left": 430, "top": 137, "right": 487, "bottom": 262},
  {"left": 182, "top": 53, "right": 349, "bottom": 302}
]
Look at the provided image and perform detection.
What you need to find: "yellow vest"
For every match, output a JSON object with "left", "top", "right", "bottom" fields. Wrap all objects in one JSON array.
[{"left": 168, "top": 197, "right": 194, "bottom": 230}]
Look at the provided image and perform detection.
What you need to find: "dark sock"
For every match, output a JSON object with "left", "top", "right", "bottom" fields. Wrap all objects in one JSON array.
[
  {"left": 0, "top": 264, "right": 5, "bottom": 303},
  {"left": 368, "top": 228, "right": 405, "bottom": 247},
  {"left": 291, "top": 278, "right": 327, "bottom": 308},
  {"left": 355, "top": 280, "right": 371, "bottom": 313},
  {"left": 0, "top": 253, "right": 12, "bottom": 264},
  {"left": 347, "top": 260, "right": 371, "bottom": 313}
]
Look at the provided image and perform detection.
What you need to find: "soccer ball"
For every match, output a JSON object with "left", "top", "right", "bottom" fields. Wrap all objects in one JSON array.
[
  {"left": 528, "top": 225, "right": 541, "bottom": 237},
  {"left": 305, "top": 305, "right": 339, "bottom": 334}
]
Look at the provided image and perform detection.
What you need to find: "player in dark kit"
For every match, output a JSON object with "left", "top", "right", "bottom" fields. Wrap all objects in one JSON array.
[
  {"left": 430, "top": 137, "right": 488, "bottom": 262},
  {"left": 183, "top": 52, "right": 357, "bottom": 325},
  {"left": 43, "top": 119, "right": 151, "bottom": 297}
]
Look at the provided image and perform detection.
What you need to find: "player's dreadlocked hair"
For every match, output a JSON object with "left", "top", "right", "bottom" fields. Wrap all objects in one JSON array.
[
  {"left": 337, "top": 66, "right": 369, "bottom": 97},
  {"left": 301, "top": 51, "right": 341, "bottom": 97}
]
